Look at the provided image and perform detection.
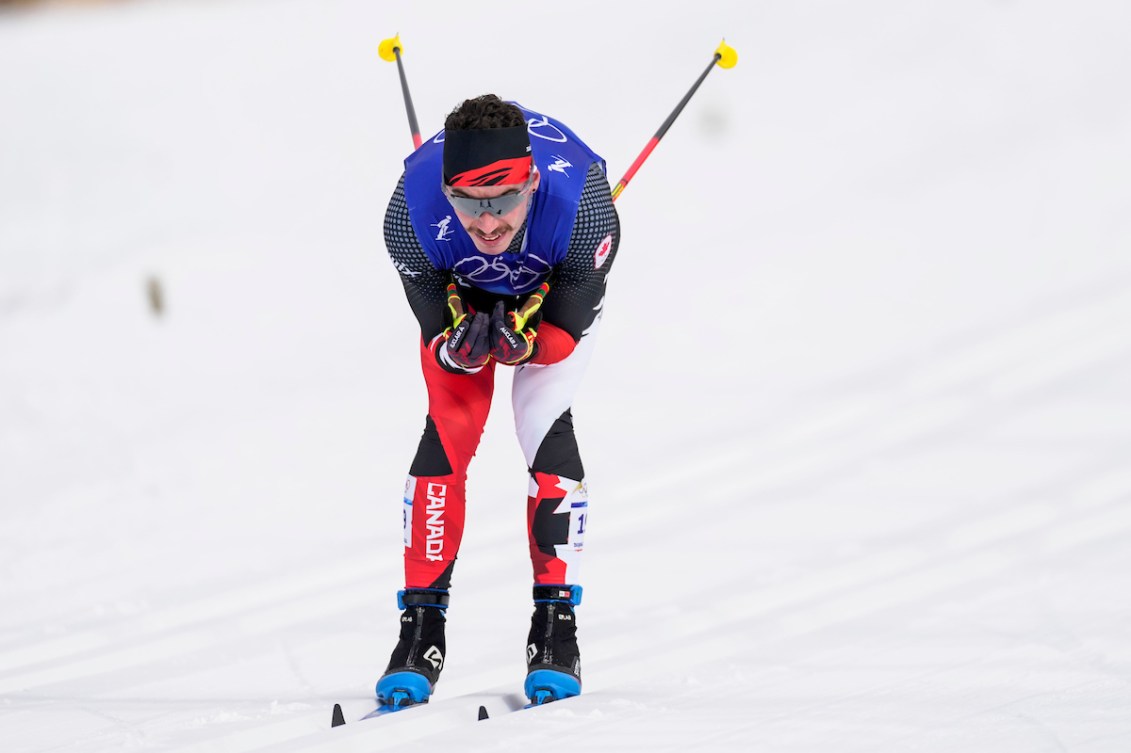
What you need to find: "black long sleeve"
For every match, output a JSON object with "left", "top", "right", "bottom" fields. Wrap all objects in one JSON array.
[{"left": 384, "top": 175, "right": 450, "bottom": 341}]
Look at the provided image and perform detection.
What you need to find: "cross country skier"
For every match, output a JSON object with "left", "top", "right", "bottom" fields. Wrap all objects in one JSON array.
[{"left": 377, "top": 94, "right": 619, "bottom": 709}]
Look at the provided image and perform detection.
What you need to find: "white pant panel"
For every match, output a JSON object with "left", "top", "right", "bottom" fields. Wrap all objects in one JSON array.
[{"left": 512, "top": 321, "right": 601, "bottom": 466}]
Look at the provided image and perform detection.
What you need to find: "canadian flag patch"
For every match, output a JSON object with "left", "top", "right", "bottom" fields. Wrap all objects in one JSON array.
[{"left": 594, "top": 233, "right": 613, "bottom": 269}]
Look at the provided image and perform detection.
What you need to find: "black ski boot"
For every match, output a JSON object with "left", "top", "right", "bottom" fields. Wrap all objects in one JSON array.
[
  {"left": 375, "top": 589, "right": 449, "bottom": 710},
  {"left": 524, "top": 584, "right": 583, "bottom": 705}
]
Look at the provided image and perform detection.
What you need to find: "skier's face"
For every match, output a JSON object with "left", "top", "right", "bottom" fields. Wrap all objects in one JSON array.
[{"left": 445, "top": 170, "right": 540, "bottom": 256}]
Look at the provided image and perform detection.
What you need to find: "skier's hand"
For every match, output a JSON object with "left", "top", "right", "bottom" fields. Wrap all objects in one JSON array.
[
  {"left": 489, "top": 283, "right": 549, "bottom": 366},
  {"left": 436, "top": 284, "right": 491, "bottom": 373}
]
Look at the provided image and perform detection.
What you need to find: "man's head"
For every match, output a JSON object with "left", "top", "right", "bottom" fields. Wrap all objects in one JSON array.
[{"left": 442, "top": 95, "right": 539, "bottom": 256}]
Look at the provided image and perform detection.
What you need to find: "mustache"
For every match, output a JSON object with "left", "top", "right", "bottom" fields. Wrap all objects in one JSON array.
[{"left": 470, "top": 225, "right": 512, "bottom": 239}]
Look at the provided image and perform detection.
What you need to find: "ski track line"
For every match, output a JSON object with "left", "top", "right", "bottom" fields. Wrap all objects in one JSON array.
[
  {"left": 0, "top": 552, "right": 391, "bottom": 694},
  {"left": 0, "top": 514, "right": 542, "bottom": 696},
  {"left": 573, "top": 274, "right": 1131, "bottom": 538},
  {"left": 564, "top": 515, "right": 1131, "bottom": 753},
  {"left": 601, "top": 397, "right": 1129, "bottom": 559},
  {"left": 583, "top": 481, "right": 1131, "bottom": 693},
  {"left": 760, "top": 500, "right": 1130, "bottom": 646},
  {"left": 0, "top": 598, "right": 358, "bottom": 699},
  {"left": 807, "top": 271, "right": 1131, "bottom": 412},
  {"left": 850, "top": 669, "right": 1131, "bottom": 753},
  {"left": 598, "top": 302, "right": 1131, "bottom": 540},
  {"left": 0, "top": 514, "right": 547, "bottom": 699},
  {"left": 712, "top": 278, "right": 1131, "bottom": 472},
  {"left": 875, "top": 279, "right": 1131, "bottom": 402},
  {"left": 0, "top": 559, "right": 370, "bottom": 672}
]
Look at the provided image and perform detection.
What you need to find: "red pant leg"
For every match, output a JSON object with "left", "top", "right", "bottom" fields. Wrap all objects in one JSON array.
[{"left": 403, "top": 339, "right": 495, "bottom": 589}]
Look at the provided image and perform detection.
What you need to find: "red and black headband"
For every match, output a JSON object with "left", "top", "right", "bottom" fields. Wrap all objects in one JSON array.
[{"left": 443, "top": 125, "right": 532, "bottom": 187}]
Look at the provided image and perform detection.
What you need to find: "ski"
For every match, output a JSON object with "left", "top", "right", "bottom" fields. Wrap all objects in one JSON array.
[
  {"left": 329, "top": 689, "right": 558, "bottom": 729},
  {"left": 330, "top": 700, "right": 427, "bottom": 727}
]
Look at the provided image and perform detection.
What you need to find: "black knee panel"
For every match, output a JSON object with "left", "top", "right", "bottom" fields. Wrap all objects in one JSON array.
[
  {"left": 530, "top": 410, "right": 585, "bottom": 480},
  {"left": 410, "top": 416, "right": 454, "bottom": 477}
]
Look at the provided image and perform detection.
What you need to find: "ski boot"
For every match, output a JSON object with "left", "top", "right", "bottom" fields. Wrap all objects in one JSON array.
[
  {"left": 375, "top": 589, "right": 448, "bottom": 711},
  {"left": 524, "top": 584, "right": 583, "bottom": 706}
]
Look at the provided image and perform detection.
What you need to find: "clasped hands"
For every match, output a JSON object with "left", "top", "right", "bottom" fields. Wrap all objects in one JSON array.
[{"left": 441, "top": 282, "right": 548, "bottom": 369}]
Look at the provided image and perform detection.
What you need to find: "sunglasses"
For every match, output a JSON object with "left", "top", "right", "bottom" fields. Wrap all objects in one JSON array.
[{"left": 442, "top": 176, "right": 534, "bottom": 218}]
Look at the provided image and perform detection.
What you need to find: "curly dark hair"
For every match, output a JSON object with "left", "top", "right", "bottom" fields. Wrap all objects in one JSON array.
[{"left": 444, "top": 94, "right": 525, "bottom": 131}]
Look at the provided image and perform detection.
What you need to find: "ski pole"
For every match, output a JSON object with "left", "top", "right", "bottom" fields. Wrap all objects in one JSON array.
[
  {"left": 378, "top": 34, "right": 423, "bottom": 149},
  {"left": 611, "top": 39, "right": 738, "bottom": 202}
]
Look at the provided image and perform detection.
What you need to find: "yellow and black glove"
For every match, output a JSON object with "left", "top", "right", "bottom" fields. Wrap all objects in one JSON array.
[
  {"left": 488, "top": 282, "right": 549, "bottom": 366},
  {"left": 436, "top": 283, "right": 491, "bottom": 373}
]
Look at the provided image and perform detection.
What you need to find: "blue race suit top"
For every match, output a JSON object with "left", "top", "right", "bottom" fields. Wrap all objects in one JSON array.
[{"left": 402, "top": 103, "right": 606, "bottom": 296}]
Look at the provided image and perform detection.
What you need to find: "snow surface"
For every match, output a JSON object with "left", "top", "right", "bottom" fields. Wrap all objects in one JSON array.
[{"left": 2, "top": 0, "right": 1131, "bottom": 750}]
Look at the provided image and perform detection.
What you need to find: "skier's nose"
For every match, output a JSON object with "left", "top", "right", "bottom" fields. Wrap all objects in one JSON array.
[{"left": 473, "top": 212, "right": 502, "bottom": 233}]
